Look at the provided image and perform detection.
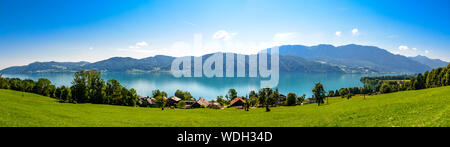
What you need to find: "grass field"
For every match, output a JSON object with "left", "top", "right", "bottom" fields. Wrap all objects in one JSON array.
[{"left": 0, "top": 87, "right": 449, "bottom": 127}]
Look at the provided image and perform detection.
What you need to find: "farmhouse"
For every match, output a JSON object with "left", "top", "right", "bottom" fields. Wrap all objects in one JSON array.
[
  {"left": 277, "top": 94, "right": 287, "bottom": 106},
  {"left": 207, "top": 101, "right": 223, "bottom": 109},
  {"left": 192, "top": 98, "right": 209, "bottom": 108},
  {"left": 146, "top": 97, "right": 158, "bottom": 107},
  {"left": 229, "top": 97, "right": 246, "bottom": 107},
  {"left": 184, "top": 98, "right": 196, "bottom": 108},
  {"left": 167, "top": 96, "right": 181, "bottom": 107}
]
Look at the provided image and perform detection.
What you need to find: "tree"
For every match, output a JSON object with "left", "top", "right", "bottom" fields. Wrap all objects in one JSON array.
[
  {"left": 128, "top": 88, "right": 138, "bottom": 106},
  {"left": 312, "top": 83, "right": 326, "bottom": 106},
  {"left": 87, "top": 69, "right": 106, "bottom": 104},
  {"left": 121, "top": 87, "right": 130, "bottom": 106},
  {"left": 174, "top": 90, "right": 192, "bottom": 100},
  {"left": 249, "top": 95, "right": 259, "bottom": 107},
  {"left": 297, "top": 94, "right": 306, "bottom": 105},
  {"left": 55, "top": 86, "right": 62, "bottom": 100},
  {"left": 271, "top": 88, "right": 280, "bottom": 105},
  {"left": 9, "top": 78, "right": 24, "bottom": 91},
  {"left": 71, "top": 70, "right": 89, "bottom": 103},
  {"left": 0, "top": 74, "right": 10, "bottom": 89},
  {"left": 339, "top": 88, "right": 349, "bottom": 98},
  {"left": 444, "top": 65, "right": 450, "bottom": 86},
  {"left": 48, "top": 85, "right": 56, "bottom": 98},
  {"left": 60, "top": 86, "right": 72, "bottom": 103},
  {"left": 106, "top": 79, "right": 123, "bottom": 105},
  {"left": 153, "top": 89, "right": 167, "bottom": 98},
  {"left": 22, "top": 79, "right": 35, "bottom": 93},
  {"left": 155, "top": 96, "right": 166, "bottom": 110},
  {"left": 216, "top": 95, "right": 227, "bottom": 106},
  {"left": 286, "top": 93, "right": 297, "bottom": 106},
  {"left": 177, "top": 100, "right": 186, "bottom": 109},
  {"left": 258, "top": 88, "right": 273, "bottom": 112},
  {"left": 380, "top": 83, "right": 391, "bottom": 94},
  {"left": 360, "top": 85, "right": 370, "bottom": 99},
  {"left": 327, "top": 90, "right": 335, "bottom": 97},
  {"left": 415, "top": 73, "right": 426, "bottom": 90},
  {"left": 249, "top": 90, "right": 257, "bottom": 98},
  {"left": 34, "top": 78, "right": 52, "bottom": 96},
  {"left": 225, "top": 88, "right": 237, "bottom": 101},
  {"left": 242, "top": 96, "right": 249, "bottom": 111}
]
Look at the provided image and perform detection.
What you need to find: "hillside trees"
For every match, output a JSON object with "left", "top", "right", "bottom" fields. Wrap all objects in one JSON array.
[
  {"left": 34, "top": 78, "right": 52, "bottom": 96},
  {"left": 87, "top": 69, "right": 106, "bottom": 104},
  {"left": 312, "top": 83, "right": 326, "bottom": 106},
  {"left": 0, "top": 74, "right": 9, "bottom": 89},
  {"left": 71, "top": 70, "right": 89, "bottom": 103}
]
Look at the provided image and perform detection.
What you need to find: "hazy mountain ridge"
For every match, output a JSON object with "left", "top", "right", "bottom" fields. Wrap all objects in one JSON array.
[
  {"left": 1, "top": 44, "right": 442, "bottom": 74},
  {"left": 0, "top": 54, "right": 346, "bottom": 74},
  {"left": 271, "top": 44, "right": 432, "bottom": 73},
  {"left": 408, "top": 55, "right": 449, "bottom": 69}
]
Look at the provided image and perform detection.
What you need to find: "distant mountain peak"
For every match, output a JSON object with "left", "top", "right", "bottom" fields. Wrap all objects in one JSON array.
[
  {"left": 1, "top": 44, "right": 445, "bottom": 74},
  {"left": 409, "top": 55, "right": 448, "bottom": 69}
]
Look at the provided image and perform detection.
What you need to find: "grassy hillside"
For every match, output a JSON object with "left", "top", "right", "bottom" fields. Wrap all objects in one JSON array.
[{"left": 0, "top": 87, "right": 448, "bottom": 127}]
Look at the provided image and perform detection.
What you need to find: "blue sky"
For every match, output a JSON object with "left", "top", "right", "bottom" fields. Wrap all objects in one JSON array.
[{"left": 1, "top": 0, "right": 449, "bottom": 69}]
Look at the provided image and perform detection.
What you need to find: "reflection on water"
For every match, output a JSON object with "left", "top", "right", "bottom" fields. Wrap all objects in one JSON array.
[{"left": 3, "top": 72, "right": 393, "bottom": 100}]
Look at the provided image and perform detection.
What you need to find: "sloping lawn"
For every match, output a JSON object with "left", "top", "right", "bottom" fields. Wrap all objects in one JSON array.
[{"left": 0, "top": 86, "right": 448, "bottom": 127}]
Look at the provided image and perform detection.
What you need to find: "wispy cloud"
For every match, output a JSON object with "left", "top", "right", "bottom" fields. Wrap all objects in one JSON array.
[
  {"left": 352, "top": 28, "right": 359, "bottom": 35},
  {"left": 213, "top": 30, "right": 235, "bottom": 41},
  {"left": 184, "top": 21, "right": 196, "bottom": 27},
  {"left": 335, "top": 31, "right": 342, "bottom": 37},
  {"left": 398, "top": 45, "right": 409, "bottom": 50},
  {"left": 129, "top": 41, "right": 148, "bottom": 49}
]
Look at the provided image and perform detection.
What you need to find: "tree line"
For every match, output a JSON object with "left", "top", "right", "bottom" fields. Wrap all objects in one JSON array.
[
  {"left": 1, "top": 64, "right": 448, "bottom": 110},
  {"left": 0, "top": 69, "right": 138, "bottom": 106},
  {"left": 357, "top": 64, "right": 450, "bottom": 94}
]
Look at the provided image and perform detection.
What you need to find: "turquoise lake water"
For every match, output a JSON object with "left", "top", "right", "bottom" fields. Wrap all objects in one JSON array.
[{"left": 2, "top": 72, "right": 393, "bottom": 100}]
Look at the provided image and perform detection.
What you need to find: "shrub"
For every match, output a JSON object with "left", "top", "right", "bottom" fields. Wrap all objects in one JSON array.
[
  {"left": 286, "top": 93, "right": 297, "bottom": 106},
  {"left": 177, "top": 100, "right": 186, "bottom": 109}
]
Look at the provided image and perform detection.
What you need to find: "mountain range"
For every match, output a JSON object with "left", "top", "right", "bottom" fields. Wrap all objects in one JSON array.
[
  {"left": 408, "top": 55, "right": 449, "bottom": 69},
  {"left": 1, "top": 44, "right": 447, "bottom": 74}
]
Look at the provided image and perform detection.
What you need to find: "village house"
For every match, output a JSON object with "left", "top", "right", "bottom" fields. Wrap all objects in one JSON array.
[
  {"left": 167, "top": 96, "right": 181, "bottom": 107},
  {"left": 229, "top": 97, "right": 246, "bottom": 108},
  {"left": 137, "top": 96, "right": 147, "bottom": 106},
  {"left": 192, "top": 98, "right": 209, "bottom": 108},
  {"left": 146, "top": 97, "right": 158, "bottom": 107},
  {"left": 277, "top": 94, "right": 287, "bottom": 106},
  {"left": 184, "top": 98, "right": 196, "bottom": 109},
  {"left": 207, "top": 101, "right": 223, "bottom": 109}
]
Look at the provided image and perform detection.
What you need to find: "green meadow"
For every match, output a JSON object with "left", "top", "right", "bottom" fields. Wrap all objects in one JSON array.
[{"left": 0, "top": 87, "right": 448, "bottom": 127}]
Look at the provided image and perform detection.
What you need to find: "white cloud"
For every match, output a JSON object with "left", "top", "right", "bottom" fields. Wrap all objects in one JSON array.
[
  {"left": 89, "top": 47, "right": 94, "bottom": 50},
  {"left": 129, "top": 41, "right": 149, "bottom": 49},
  {"left": 335, "top": 31, "right": 342, "bottom": 37},
  {"left": 425, "top": 50, "right": 430, "bottom": 54},
  {"left": 412, "top": 48, "right": 417, "bottom": 51},
  {"left": 398, "top": 45, "right": 409, "bottom": 50},
  {"left": 352, "top": 28, "right": 359, "bottom": 35},
  {"left": 184, "top": 21, "right": 196, "bottom": 26},
  {"left": 213, "top": 30, "right": 232, "bottom": 40}
]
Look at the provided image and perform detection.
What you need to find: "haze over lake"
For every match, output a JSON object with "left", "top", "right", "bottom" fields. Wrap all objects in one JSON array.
[{"left": 3, "top": 72, "right": 395, "bottom": 99}]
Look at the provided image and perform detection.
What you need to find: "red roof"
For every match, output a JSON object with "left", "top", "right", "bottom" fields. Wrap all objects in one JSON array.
[
  {"left": 230, "top": 97, "right": 246, "bottom": 106},
  {"left": 196, "top": 98, "right": 210, "bottom": 106}
]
